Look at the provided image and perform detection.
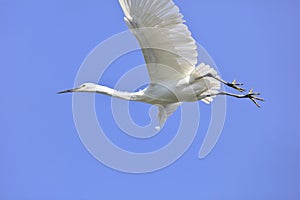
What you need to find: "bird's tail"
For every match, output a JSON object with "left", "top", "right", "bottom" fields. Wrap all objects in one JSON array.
[{"left": 192, "top": 63, "right": 221, "bottom": 104}]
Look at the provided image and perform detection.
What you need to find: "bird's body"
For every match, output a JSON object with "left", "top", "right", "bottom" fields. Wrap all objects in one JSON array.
[{"left": 58, "top": 0, "right": 264, "bottom": 129}]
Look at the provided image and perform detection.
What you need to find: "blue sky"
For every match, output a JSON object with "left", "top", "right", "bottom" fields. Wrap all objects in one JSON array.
[{"left": 1, "top": 0, "right": 300, "bottom": 199}]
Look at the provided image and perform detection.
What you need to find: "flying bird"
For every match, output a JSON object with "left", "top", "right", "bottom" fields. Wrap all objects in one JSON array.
[{"left": 58, "top": 0, "right": 264, "bottom": 130}]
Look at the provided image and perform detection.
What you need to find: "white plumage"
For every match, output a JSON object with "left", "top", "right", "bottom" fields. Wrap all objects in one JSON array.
[
  {"left": 119, "top": 0, "right": 197, "bottom": 83},
  {"left": 58, "top": 0, "right": 264, "bottom": 130}
]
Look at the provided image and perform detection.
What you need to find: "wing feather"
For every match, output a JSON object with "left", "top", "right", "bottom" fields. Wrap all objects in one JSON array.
[
  {"left": 119, "top": 0, "right": 198, "bottom": 83},
  {"left": 156, "top": 103, "right": 181, "bottom": 130}
]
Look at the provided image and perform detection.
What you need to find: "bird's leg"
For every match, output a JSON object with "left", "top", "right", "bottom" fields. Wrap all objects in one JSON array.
[
  {"left": 199, "top": 89, "right": 265, "bottom": 108},
  {"left": 195, "top": 73, "right": 246, "bottom": 92}
]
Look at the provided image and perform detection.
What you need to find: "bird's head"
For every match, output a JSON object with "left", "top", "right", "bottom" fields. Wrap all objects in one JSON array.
[{"left": 57, "top": 83, "right": 98, "bottom": 94}]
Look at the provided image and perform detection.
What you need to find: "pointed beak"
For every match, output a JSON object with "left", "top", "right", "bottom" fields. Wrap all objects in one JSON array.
[{"left": 57, "top": 88, "right": 79, "bottom": 94}]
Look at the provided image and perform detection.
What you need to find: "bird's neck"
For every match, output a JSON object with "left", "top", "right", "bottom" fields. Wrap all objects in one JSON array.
[{"left": 95, "top": 85, "right": 141, "bottom": 101}]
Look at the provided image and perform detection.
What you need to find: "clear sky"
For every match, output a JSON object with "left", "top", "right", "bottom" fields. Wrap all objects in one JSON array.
[{"left": 1, "top": 0, "right": 300, "bottom": 199}]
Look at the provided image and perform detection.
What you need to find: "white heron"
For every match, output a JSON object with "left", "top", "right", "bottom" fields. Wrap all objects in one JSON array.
[{"left": 58, "top": 0, "right": 264, "bottom": 130}]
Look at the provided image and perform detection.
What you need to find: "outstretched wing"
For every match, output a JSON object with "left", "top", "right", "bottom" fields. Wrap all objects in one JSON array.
[{"left": 119, "top": 0, "right": 198, "bottom": 83}]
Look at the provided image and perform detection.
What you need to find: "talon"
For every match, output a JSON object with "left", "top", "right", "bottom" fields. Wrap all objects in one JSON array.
[
  {"left": 237, "top": 87, "right": 246, "bottom": 92},
  {"left": 227, "top": 79, "right": 246, "bottom": 92},
  {"left": 256, "top": 97, "right": 265, "bottom": 101},
  {"left": 228, "top": 80, "right": 246, "bottom": 92},
  {"left": 251, "top": 99, "right": 261, "bottom": 108},
  {"left": 244, "top": 89, "right": 264, "bottom": 108},
  {"left": 232, "top": 79, "right": 243, "bottom": 86}
]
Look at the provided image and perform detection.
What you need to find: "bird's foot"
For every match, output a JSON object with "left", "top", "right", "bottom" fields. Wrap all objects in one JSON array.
[
  {"left": 226, "top": 80, "right": 246, "bottom": 92},
  {"left": 242, "top": 89, "right": 265, "bottom": 108}
]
